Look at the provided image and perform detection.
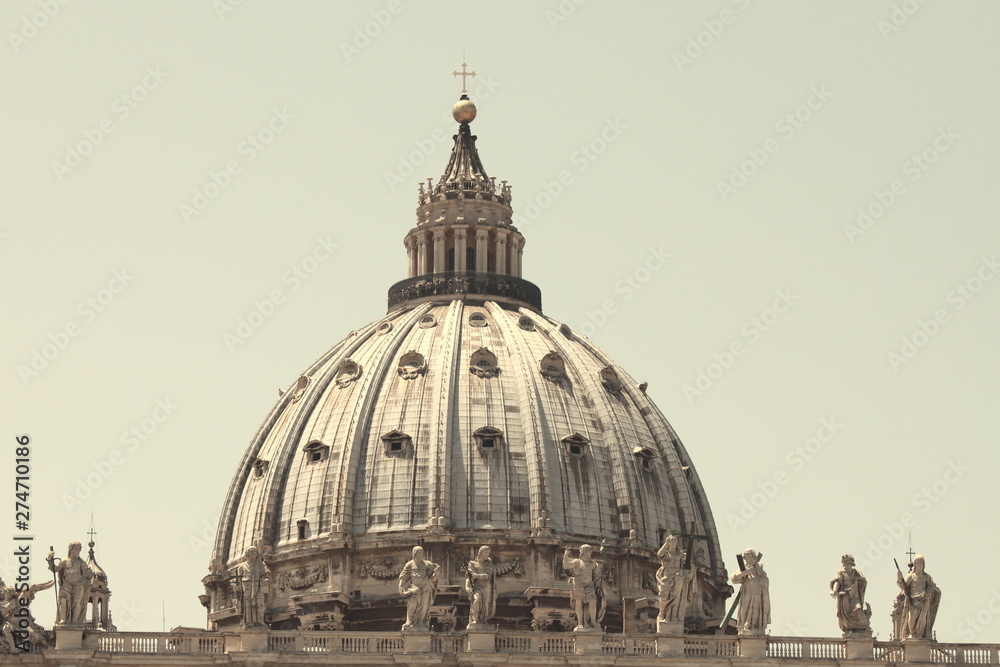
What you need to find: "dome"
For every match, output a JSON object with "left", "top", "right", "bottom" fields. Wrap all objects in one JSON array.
[{"left": 203, "top": 92, "right": 730, "bottom": 634}]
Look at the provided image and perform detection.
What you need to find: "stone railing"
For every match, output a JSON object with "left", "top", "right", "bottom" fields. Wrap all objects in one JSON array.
[{"left": 49, "top": 628, "right": 1000, "bottom": 663}]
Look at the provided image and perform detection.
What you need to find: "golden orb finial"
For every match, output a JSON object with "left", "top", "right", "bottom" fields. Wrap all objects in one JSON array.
[{"left": 452, "top": 97, "right": 477, "bottom": 124}]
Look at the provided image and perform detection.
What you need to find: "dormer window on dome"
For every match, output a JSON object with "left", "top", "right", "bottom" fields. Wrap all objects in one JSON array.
[
  {"left": 304, "top": 441, "right": 329, "bottom": 463},
  {"left": 561, "top": 434, "right": 590, "bottom": 458},
  {"left": 473, "top": 427, "right": 503, "bottom": 452},
  {"left": 381, "top": 430, "right": 412, "bottom": 457},
  {"left": 251, "top": 458, "right": 269, "bottom": 478}
]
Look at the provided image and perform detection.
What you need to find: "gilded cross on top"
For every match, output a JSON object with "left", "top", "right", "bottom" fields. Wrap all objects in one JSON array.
[{"left": 452, "top": 61, "right": 477, "bottom": 94}]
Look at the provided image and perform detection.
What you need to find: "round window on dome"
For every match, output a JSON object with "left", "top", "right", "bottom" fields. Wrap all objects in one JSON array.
[
  {"left": 418, "top": 314, "right": 437, "bottom": 328},
  {"left": 376, "top": 321, "right": 393, "bottom": 335},
  {"left": 469, "top": 312, "right": 488, "bottom": 327},
  {"left": 517, "top": 315, "right": 535, "bottom": 331},
  {"left": 397, "top": 351, "right": 426, "bottom": 380}
]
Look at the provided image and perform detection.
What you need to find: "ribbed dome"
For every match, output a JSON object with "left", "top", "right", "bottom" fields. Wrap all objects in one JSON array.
[{"left": 203, "top": 90, "right": 730, "bottom": 633}]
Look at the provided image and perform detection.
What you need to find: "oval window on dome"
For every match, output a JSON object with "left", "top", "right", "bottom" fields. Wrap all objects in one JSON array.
[
  {"left": 633, "top": 446, "right": 656, "bottom": 471},
  {"left": 539, "top": 351, "right": 566, "bottom": 382},
  {"left": 397, "top": 350, "right": 426, "bottom": 380},
  {"left": 375, "top": 321, "right": 393, "bottom": 336},
  {"left": 418, "top": 314, "right": 437, "bottom": 328},
  {"left": 470, "top": 347, "right": 500, "bottom": 379},
  {"left": 290, "top": 375, "right": 309, "bottom": 402},
  {"left": 517, "top": 315, "right": 535, "bottom": 331},
  {"left": 334, "top": 359, "right": 362, "bottom": 389},
  {"left": 469, "top": 312, "right": 488, "bottom": 327},
  {"left": 251, "top": 458, "right": 269, "bottom": 479}
]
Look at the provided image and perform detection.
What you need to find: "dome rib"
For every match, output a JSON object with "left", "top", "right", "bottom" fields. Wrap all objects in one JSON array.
[
  {"left": 535, "top": 316, "right": 649, "bottom": 542},
  {"left": 485, "top": 302, "right": 554, "bottom": 535}
]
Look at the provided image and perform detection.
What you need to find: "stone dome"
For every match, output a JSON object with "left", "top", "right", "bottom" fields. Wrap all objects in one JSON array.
[{"left": 203, "top": 95, "right": 731, "bottom": 633}]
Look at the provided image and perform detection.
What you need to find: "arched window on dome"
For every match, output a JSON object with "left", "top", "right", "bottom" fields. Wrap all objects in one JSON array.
[
  {"left": 473, "top": 427, "right": 503, "bottom": 453},
  {"left": 561, "top": 433, "right": 589, "bottom": 458},
  {"left": 633, "top": 446, "right": 656, "bottom": 471},
  {"left": 381, "top": 430, "right": 412, "bottom": 457},
  {"left": 251, "top": 458, "right": 269, "bottom": 479},
  {"left": 304, "top": 441, "right": 328, "bottom": 463}
]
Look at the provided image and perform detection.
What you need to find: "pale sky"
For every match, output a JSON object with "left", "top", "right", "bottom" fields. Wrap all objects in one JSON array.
[{"left": 2, "top": 0, "right": 999, "bottom": 641}]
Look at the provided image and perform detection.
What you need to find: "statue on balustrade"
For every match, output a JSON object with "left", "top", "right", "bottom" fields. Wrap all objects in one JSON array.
[
  {"left": 731, "top": 548, "right": 769, "bottom": 635},
  {"left": 563, "top": 544, "right": 605, "bottom": 632},
  {"left": 896, "top": 555, "right": 941, "bottom": 640},
  {"left": 465, "top": 546, "right": 497, "bottom": 627},
  {"left": 47, "top": 541, "right": 93, "bottom": 626},
  {"left": 655, "top": 534, "right": 689, "bottom": 623},
  {"left": 235, "top": 546, "right": 269, "bottom": 628},
  {"left": 399, "top": 546, "right": 439, "bottom": 631},
  {"left": 830, "top": 554, "right": 872, "bottom": 637}
]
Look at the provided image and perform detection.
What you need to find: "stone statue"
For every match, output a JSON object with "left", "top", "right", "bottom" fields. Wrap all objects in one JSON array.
[
  {"left": 0, "top": 579, "right": 54, "bottom": 652},
  {"left": 236, "top": 546, "right": 269, "bottom": 628},
  {"left": 655, "top": 534, "right": 688, "bottom": 623},
  {"left": 465, "top": 546, "right": 497, "bottom": 627},
  {"left": 47, "top": 541, "right": 94, "bottom": 625},
  {"left": 891, "top": 590, "right": 906, "bottom": 640},
  {"left": 399, "top": 546, "right": 439, "bottom": 631},
  {"left": 830, "top": 554, "right": 871, "bottom": 637},
  {"left": 896, "top": 555, "right": 941, "bottom": 640},
  {"left": 563, "top": 544, "right": 605, "bottom": 632},
  {"left": 731, "top": 548, "right": 769, "bottom": 635}
]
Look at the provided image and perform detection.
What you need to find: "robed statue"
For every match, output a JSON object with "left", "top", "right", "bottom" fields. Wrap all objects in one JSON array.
[
  {"left": 656, "top": 534, "right": 690, "bottom": 623},
  {"left": 48, "top": 541, "right": 93, "bottom": 626},
  {"left": 731, "top": 548, "right": 769, "bottom": 635},
  {"left": 465, "top": 546, "right": 497, "bottom": 626},
  {"left": 235, "top": 546, "right": 269, "bottom": 628},
  {"left": 830, "top": 554, "right": 871, "bottom": 637},
  {"left": 896, "top": 555, "right": 941, "bottom": 640},
  {"left": 399, "top": 546, "right": 439, "bottom": 631}
]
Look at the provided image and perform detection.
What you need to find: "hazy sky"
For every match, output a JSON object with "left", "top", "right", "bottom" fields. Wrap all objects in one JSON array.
[{"left": 3, "top": 0, "right": 999, "bottom": 641}]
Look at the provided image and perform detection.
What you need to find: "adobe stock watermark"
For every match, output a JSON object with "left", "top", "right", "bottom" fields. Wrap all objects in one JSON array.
[
  {"left": 545, "top": 0, "right": 587, "bottom": 31},
  {"left": 958, "top": 589, "right": 1000, "bottom": 642},
  {"left": 384, "top": 74, "right": 501, "bottom": 192},
  {"left": 512, "top": 117, "right": 627, "bottom": 228},
  {"left": 52, "top": 66, "right": 168, "bottom": 181},
  {"left": 188, "top": 516, "right": 218, "bottom": 557},
  {"left": 672, "top": 0, "right": 753, "bottom": 72},
  {"left": 213, "top": 0, "right": 246, "bottom": 20},
  {"left": 682, "top": 289, "right": 798, "bottom": 403},
  {"left": 7, "top": 0, "right": 72, "bottom": 53},
  {"left": 844, "top": 127, "right": 959, "bottom": 244},
  {"left": 855, "top": 459, "right": 970, "bottom": 570},
  {"left": 17, "top": 269, "right": 135, "bottom": 385},
  {"left": 339, "top": 0, "right": 405, "bottom": 62},
  {"left": 726, "top": 417, "right": 843, "bottom": 533},
  {"left": 179, "top": 107, "right": 293, "bottom": 223},
  {"left": 576, "top": 245, "right": 671, "bottom": 337},
  {"left": 887, "top": 254, "right": 998, "bottom": 371},
  {"left": 717, "top": 85, "right": 832, "bottom": 202},
  {"left": 877, "top": 0, "right": 929, "bottom": 40},
  {"left": 61, "top": 398, "right": 179, "bottom": 513},
  {"left": 224, "top": 236, "right": 339, "bottom": 351}
]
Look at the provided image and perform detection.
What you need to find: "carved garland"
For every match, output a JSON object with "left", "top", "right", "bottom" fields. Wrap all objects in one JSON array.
[
  {"left": 277, "top": 565, "right": 328, "bottom": 592},
  {"left": 358, "top": 557, "right": 399, "bottom": 580}
]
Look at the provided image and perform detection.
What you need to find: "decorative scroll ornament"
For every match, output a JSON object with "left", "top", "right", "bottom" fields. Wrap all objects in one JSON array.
[
  {"left": 277, "top": 565, "right": 328, "bottom": 592},
  {"left": 457, "top": 554, "right": 523, "bottom": 578}
]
